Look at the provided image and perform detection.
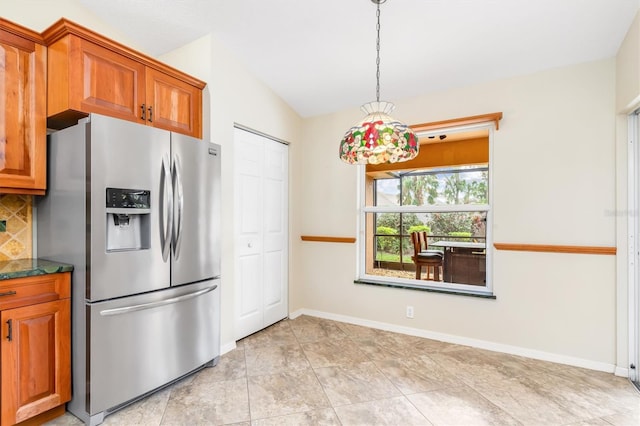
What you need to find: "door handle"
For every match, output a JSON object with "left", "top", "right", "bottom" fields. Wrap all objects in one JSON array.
[
  {"left": 172, "top": 154, "right": 184, "bottom": 260},
  {"left": 159, "top": 156, "right": 173, "bottom": 262},
  {"left": 100, "top": 284, "right": 218, "bottom": 316},
  {"left": 148, "top": 106, "right": 153, "bottom": 123},
  {"left": 0, "top": 290, "right": 16, "bottom": 297},
  {"left": 6, "top": 319, "right": 12, "bottom": 341},
  {"left": 140, "top": 103, "right": 146, "bottom": 121}
]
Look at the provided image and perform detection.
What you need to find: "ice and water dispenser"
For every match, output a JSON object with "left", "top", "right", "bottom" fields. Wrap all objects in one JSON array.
[{"left": 105, "top": 188, "right": 151, "bottom": 251}]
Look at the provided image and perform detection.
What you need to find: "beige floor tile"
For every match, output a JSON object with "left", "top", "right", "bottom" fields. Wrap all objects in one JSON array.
[
  {"left": 161, "top": 377, "right": 250, "bottom": 425},
  {"left": 551, "top": 365, "right": 640, "bottom": 396},
  {"left": 355, "top": 337, "right": 410, "bottom": 361},
  {"left": 334, "top": 396, "right": 431, "bottom": 426},
  {"left": 400, "top": 339, "right": 462, "bottom": 357},
  {"left": 242, "top": 320, "right": 298, "bottom": 350},
  {"left": 247, "top": 369, "right": 331, "bottom": 419},
  {"left": 207, "top": 349, "right": 247, "bottom": 382},
  {"left": 428, "top": 347, "right": 538, "bottom": 385},
  {"left": 565, "top": 418, "right": 620, "bottom": 426},
  {"left": 524, "top": 369, "right": 635, "bottom": 419},
  {"left": 470, "top": 376, "right": 584, "bottom": 425},
  {"left": 374, "top": 355, "right": 463, "bottom": 394},
  {"left": 407, "top": 385, "right": 520, "bottom": 426},
  {"left": 513, "top": 354, "right": 571, "bottom": 374},
  {"left": 289, "top": 317, "right": 348, "bottom": 343},
  {"left": 43, "top": 316, "right": 640, "bottom": 425},
  {"left": 245, "top": 343, "right": 310, "bottom": 376},
  {"left": 314, "top": 361, "right": 402, "bottom": 406},
  {"left": 102, "top": 386, "right": 171, "bottom": 425},
  {"left": 250, "top": 408, "right": 341, "bottom": 425},
  {"left": 602, "top": 407, "right": 640, "bottom": 426},
  {"left": 301, "top": 339, "right": 369, "bottom": 368},
  {"left": 336, "top": 322, "right": 385, "bottom": 340},
  {"left": 43, "top": 413, "right": 84, "bottom": 425}
]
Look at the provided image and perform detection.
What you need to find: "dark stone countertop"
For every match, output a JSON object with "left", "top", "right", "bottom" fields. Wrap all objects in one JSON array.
[{"left": 0, "top": 259, "right": 74, "bottom": 280}]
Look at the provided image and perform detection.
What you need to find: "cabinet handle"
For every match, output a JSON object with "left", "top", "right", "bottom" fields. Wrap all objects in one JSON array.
[
  {"left": 6, "top": 319, "right": 12, "bottom": 341},
  {"left": 141, "top": 104, "right": 146, "bottom": 121},
  {"left": 148, "top": 106, "right": 153, "bottom": 123},
  {"left": 0, "top": 290, "right": 16, "bottom": 297}
]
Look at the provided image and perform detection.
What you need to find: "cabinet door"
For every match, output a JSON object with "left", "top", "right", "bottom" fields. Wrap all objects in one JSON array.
[
  {"left": 68, "top": 36, "right": 147, "bottom": 123},
  {"left": 146, "top": 67, "right": 202, "bottom": 138},
  {"left": 1, "top": 299, "right": 71, "bottom": 425},
  {"left": 0, "top": 28, "right": 46, "bottom": 193}
]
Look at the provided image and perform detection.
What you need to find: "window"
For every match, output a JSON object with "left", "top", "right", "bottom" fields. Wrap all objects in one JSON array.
[{"left": 358, "top": 123, "right": 494, "bottom": 295}]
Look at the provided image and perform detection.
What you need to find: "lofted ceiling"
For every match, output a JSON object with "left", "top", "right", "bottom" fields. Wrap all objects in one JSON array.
[{"left": 78, "top": 0, "right": 640, "bottom": 117}]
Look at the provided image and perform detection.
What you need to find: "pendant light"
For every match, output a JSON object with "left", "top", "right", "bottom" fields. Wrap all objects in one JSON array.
[{"left": 339, "top": 0, "right": 419, "bottom": 165}]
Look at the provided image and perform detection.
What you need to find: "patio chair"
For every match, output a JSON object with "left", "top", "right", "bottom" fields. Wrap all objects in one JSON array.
[{"left": 410, "top": 231, "right": 443, "bottom": 281}]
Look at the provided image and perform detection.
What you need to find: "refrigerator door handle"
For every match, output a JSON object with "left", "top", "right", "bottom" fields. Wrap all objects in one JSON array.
[
  {"left": 172, "top": 154, "right": 184, "bottom": 260},
  {"left": 160, "top": 155, "right": 173, "bottom": 262},
  {"left": 99, "top": 284, "right": 218, "bottom": 316}
]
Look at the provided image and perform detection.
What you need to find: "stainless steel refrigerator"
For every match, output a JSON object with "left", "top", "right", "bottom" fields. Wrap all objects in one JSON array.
[{"left": 37, "top": 114, "right": 221, "bottom": 426}]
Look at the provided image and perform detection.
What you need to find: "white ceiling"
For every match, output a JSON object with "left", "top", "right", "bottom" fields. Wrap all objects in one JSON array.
[{"left": 79, "top": 0, "right": 639, "bottom": 117}]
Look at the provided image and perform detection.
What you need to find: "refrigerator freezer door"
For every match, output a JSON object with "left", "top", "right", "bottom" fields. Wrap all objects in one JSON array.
[
  {"left": 171, "top": 134, "right": 221, "bottom": 285},
  {"left": 88, "top": 114, "right": 171, "bottom": 301},
  {"left": 86, "top": 279, "right": 220, "bottom": 420}
]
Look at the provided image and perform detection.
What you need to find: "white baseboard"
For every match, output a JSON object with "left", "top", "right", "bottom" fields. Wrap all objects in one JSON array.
[
  {"left": 615, "top": 366, "right": 630, "bottom": 377},
  {"left": 220, "top": 341, "right": 237, "bottom": 356},
  {"left": 290, "top": 308, "right": 621, "bottom": 375}
]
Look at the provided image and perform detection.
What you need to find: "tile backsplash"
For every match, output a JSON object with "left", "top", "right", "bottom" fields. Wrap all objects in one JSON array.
[{"left": 0, "top": 195, "right": 32, "bottom": 260}]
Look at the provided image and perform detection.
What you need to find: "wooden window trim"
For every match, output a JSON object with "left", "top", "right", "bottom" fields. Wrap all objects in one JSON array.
[{"left": 411, "top": 112, "right": 503, "bottom": 133}]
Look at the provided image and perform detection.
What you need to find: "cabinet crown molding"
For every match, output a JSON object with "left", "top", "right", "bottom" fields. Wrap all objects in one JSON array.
[
  {"left": 0, "top": 18, "right": 44, "bottom": 44},
  {"left": 42, "top": 18, "right": 206, "bottom": 90}
]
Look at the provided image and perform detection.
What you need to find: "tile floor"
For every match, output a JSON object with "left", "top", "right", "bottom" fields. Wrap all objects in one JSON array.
[{"left": 47, "top": 315, "right": 640, "bottom": 425}]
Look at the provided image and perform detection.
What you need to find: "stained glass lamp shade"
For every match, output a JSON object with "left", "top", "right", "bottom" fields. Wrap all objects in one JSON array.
[{"left": 339, "top": 101, "right": 418, "bottom": 165}]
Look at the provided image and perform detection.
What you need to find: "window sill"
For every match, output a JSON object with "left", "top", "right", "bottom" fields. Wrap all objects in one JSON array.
[{"left": 354, "top": 279, "right": 497, "bottom": 299}]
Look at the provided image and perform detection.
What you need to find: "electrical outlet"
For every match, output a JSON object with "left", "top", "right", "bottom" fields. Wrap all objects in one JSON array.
[{"left": 406, "top": 305, "right": 414, "bottom": 319}]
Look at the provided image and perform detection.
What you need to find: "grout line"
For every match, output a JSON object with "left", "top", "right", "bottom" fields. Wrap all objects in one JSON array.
[{"left": 242, "top": 342, "right": 253, "bottom": 423}]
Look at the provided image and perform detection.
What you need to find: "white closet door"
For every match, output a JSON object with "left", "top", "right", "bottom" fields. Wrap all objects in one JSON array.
[
  {"left": 234, "top": 128, "right": 288, "bottom": 340},
  {"left": 262, "top": 140, "right": 288, "bottom": 326}
]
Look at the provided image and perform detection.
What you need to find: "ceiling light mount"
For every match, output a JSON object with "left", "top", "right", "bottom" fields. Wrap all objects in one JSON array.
[{"left": 339, "top": 0, "right": 418, "bottom": 165}]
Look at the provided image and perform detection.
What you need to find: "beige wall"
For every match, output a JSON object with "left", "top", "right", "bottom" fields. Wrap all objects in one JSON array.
[
  {"left": 293, "top": 58, "right": 618, "bottom": 370},
  {"left": 4, "top": 0, "right": 632, "bottom": 371},
  {"left": 615, "top": 9, "right": 640, "bottom": 375},
  {"left": 161, "top": 36, "right": 303, "bottom": 351},
  {"left": 617, "top": 11, "right": 640, "bottom": 113},
  {"left": 3, "top": 1, "right": 303, "bottom": 351}
]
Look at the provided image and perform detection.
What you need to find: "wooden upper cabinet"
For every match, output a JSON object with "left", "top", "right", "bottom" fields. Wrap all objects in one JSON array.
[
  {"left": 0, "top": 19, "right": 47, "bottom": 195},
  {"left": 43, "top": 19, "right": 205, "bottom": 138},
  {"left": 47, "top": 35, "right": 146, "bottom": 126},
  {"left": 146, "top": 67, "right": 202, "bottom": 136}
]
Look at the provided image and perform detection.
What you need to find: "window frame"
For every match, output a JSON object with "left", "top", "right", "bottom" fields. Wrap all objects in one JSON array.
[{"left": 356, "top": 122, "right": 495, "bottom": 296}]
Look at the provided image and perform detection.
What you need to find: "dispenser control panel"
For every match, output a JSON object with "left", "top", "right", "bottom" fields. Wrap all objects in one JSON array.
[{"left": 106, "top": 188, "right": 151, "bottom": 209}]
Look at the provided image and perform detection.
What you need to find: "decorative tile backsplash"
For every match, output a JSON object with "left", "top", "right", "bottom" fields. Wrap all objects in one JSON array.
[{"left": 0, "top": 195, "right": 32, "bottom": 260}]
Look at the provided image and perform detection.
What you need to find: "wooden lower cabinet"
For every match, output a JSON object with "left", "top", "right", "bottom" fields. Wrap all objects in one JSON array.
[{"left": 0, "top": 273, "right": 71, "bottom": 426}]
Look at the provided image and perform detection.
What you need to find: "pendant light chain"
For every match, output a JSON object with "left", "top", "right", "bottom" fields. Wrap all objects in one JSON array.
[
  {"left": 375, "top": 1, "right": 381, "bottom": 102},
  {"left": 339, "top": 0, "right": 419, "bottom": 165}
]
